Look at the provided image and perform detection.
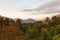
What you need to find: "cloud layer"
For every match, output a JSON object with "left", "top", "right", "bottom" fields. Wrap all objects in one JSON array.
[{"left": 21, "top": 0, "right": 60, "bottom": 15}]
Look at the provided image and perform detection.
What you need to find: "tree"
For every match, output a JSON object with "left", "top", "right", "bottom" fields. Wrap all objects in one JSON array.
[
  {"left": 15, "top": 18, "right": 23, "bottom": 31},
  {"left": 51, "top": 16, "right": 57, "bottom": 26},
  {"left": 3, "top": 18, "right": 9, "bottom": 26},
  {"left": 56, "top": 17, "right": 60, "bottom": 24},
  {"left": 9, "top": 19, "right": 15, "bottom": 26},
  {"left": 45, "top": 17, "right": 50, "bottom": 22},
  {"left": 0, "top": 16, "right": 3, "bottom": 28},
  {"left": 15, "top": 19, "right": 21, "bottom": 26}
]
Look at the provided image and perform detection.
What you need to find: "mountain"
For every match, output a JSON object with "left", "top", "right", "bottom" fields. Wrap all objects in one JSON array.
[
  {"left": 21, "top": 18, "right": 37, "bottom": 23},
  {"left": 0, "top": 14, "right": 60, "bottom": 23},
  {"left": 56, "top": 14, "right": 60, "bottom": 17}
]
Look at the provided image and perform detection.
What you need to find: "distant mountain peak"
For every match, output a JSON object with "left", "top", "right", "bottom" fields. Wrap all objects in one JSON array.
[{"left": 21, "top": 18, "right": 37, "bottom": 23}]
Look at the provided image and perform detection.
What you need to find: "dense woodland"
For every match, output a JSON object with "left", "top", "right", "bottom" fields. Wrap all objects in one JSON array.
[{"left": 0, "top": 14, "right": 60, "bottom": 40}]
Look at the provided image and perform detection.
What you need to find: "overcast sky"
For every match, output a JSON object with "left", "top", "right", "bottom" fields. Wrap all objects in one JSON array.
[{"left": 0, "top": 0, "right": 60, "bottom": 19}]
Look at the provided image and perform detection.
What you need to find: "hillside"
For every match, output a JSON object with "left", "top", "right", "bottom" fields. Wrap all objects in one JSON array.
[{"left": 0, "top": 14, "right": 60, "bottom": 40}]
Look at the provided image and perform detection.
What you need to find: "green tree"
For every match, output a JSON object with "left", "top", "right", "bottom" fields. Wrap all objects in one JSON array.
[
  {"left": 3, "top": 18, "right": 9, "bottom": 26},
  {"left": 51, "top": 16, "right": 57, "bottom": 26},
  {"left": 15, "top": 19, "right": 21, "bottom": 26},
  {"left": 0, "top": 16, "right": 3, "bottom": 28}
]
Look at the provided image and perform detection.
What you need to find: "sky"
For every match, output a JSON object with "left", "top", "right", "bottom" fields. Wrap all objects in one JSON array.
[{"left": 0, "top": 0, "right": 60, "bottom": 19}]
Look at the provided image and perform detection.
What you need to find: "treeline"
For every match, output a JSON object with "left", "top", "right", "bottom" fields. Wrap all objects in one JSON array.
[{"left": 0, "top": 15, "right": 60, "bottom": 40}]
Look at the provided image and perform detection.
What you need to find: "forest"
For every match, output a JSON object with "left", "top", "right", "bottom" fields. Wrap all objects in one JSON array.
[{"left": 0, "top": 14, "right": 60, "bottom": 40}]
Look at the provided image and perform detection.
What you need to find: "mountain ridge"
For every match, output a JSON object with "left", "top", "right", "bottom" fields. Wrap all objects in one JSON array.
[{"left": 0, "top": 14, "right": 60, "bottom": 23}]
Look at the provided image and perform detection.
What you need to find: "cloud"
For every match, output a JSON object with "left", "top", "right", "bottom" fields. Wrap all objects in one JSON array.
[
  {"left": 20, "top": 8, "right": 38, "bottom": 12},
  {"left": 21, "top": 0, "right": 60, "bottom": 15}
]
